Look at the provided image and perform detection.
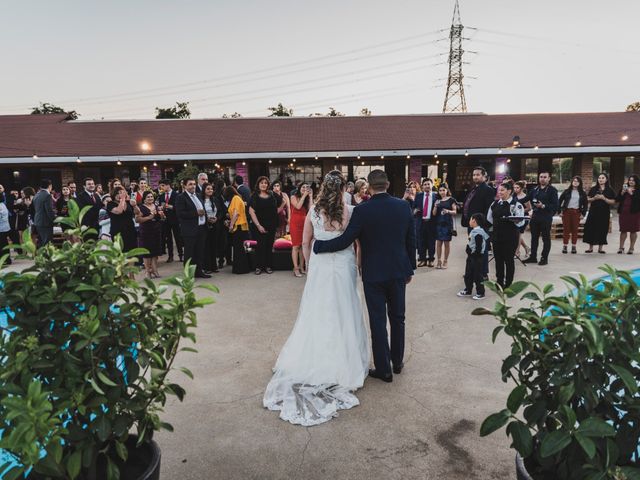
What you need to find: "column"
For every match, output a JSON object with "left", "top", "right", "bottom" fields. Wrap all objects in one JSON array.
[
  {"left": 384, "top": 158, "right": 407, "bottom": 197},
  {"left": 321, "top": 158, "right": 334, "bottom": 177},
  {"left": 610, "top": 155, "right": 626, "bottom": 192},
  {"left": 575, "top": 154, "right": 594, "bottom": 188},
  {"left": 408, "top": 157, "right": 422, "bottom": 183}
]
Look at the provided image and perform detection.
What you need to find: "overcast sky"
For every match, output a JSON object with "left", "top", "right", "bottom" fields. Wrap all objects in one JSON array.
[{"left": 2, "top": 0, "right": 639, "bottom": 120}]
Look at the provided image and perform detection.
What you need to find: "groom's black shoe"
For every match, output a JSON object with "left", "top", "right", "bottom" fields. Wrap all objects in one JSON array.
[
  {"left": 392, "top": 362, "right": 404, "bottom": 375},
  {"left": 368, "top": 369, "right": 393, "bottom": 383}
]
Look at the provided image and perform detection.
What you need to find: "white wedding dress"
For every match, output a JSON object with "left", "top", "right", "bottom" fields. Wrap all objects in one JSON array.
[{"left": 263, "top": 205, "right": 369, "bottom": 426}]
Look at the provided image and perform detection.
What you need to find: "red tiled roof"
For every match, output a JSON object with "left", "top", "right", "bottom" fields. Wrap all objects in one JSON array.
[{"left": 1, "top": 112, "right": 639, "bottom": 158}]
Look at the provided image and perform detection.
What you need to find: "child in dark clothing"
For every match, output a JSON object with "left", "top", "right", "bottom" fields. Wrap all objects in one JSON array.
[{"left": 458, "top": 213, "right": 490, "bottom": 300}]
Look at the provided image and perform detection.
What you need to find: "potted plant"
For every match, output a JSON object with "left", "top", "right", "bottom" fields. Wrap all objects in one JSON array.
[
  {"left": 474, "top": 267, "right": 640, "bottom": 480},
  {"left": 0, "top": 201, "right": 217, "bottom": 479}
]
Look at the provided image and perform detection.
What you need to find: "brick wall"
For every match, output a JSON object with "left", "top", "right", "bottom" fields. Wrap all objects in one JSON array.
[{"left": 61, "top": 166, "right": 75, "bottom": 186}]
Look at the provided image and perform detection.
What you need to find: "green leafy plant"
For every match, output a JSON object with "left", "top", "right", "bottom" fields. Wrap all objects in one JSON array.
[
  {"left": 0, "top": 201, "right": 217, "bottom": 479},
  {"left": 475, "top": 267, "right": 640, "bottom": 480}
]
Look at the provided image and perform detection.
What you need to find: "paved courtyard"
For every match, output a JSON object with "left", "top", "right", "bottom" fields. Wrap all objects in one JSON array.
[{"left": 7, "top": 235, "right": 633, "bottom": 479}]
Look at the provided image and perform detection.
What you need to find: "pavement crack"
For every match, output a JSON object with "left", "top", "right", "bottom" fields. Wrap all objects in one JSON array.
[
  {"left": 298, "top": 427, "right": 312, "bottom": 472},
  {"left": 398, "top": 390, "right": 429, "bottom": 411}
]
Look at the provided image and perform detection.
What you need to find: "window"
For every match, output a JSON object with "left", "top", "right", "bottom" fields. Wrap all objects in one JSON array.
[
  {"left": 524, "top": 158, "right": 539, "bottom": 183},
  {"left": 625, "top": 156, "right": 635, "bottom": 176},
  {"left": 269, "top": 164, "right": 321, "bottom": 185},
  {"left": 593, "top": 157, "right": 611, "bottom": 177},
  {"left": 353, "top": 164, "right": 384, "bottom": 180},
  {"left": 551, "top": 157, "right": 573, "bottom": 189}
]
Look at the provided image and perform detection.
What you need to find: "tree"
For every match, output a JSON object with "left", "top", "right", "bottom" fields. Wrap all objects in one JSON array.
[
  {"left": 30, "top": 102, "right": 78, "bottom": 120},
  {"left": 359, "top": 107, "right": 372, "bottom": 116},
  {"left": 627, "top": 102, "right": 640, "bottom": 112},
  {"left": 308, "top": 107, "right": 345, "bottom": 117},
  {"left": 268, "top": 103, "right": 293, "bottom": 117},
  {"left": 222, "top": 112, "right": 242, "bottom": 118},
  {"left": 155, "top": 101, "right": 191, "bottom": 119}
]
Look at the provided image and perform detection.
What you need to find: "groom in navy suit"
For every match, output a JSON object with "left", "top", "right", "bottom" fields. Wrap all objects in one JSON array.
[{"left": 313, "top": 170, "right": 416, "bottom": 382}]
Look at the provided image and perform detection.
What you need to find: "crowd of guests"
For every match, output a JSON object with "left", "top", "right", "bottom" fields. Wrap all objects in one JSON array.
[{"left": 1, "top": 167, "right": 639, "bottom": 295}]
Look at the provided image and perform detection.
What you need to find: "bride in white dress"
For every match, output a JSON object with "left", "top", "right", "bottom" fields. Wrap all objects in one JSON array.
[{"left": 263, "top": 170, "right": 370, "bottom": 426}]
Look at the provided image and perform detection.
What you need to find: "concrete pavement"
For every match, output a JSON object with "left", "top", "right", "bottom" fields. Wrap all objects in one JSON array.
[{"left": 146, "top": 235, "right": 639, "bottom": 480}]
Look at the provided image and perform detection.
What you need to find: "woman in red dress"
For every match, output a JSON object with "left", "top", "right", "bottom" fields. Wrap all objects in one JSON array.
[
  {"left": 617, "top": 174, "right": 640, "bottom": 254},
  {"left": 290, "top": 182, "right": 312, "bottom": 277}
]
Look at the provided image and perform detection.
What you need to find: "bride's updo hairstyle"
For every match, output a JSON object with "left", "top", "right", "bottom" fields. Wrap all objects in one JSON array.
[{"left": 314, "top": 170, "right": 346, "bottom": 228}]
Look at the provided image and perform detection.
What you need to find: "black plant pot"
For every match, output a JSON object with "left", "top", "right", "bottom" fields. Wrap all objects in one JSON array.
[
  {"left": 515, "top": 454, "right": 533, "bottom": 480},
  {"left": 27, "top": 436, "right": 161, "bottom": 480},
  {"left": 119, "top": 436, "right": 162, "bottom": 480}
]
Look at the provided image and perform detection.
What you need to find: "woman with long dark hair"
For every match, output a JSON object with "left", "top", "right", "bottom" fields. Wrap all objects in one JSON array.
[
  {"left": 290, "top": 181, "right": 312, "bottom": 277},
  {"left": 432, "top": 183, "right": 457, "bottom": 269},
  {"left": 617, "top": 174, "right": 640, "bottom": 254},
  {"left": 249, "top": 176, "right": 278, "bottom": 275},
  {"left": 213, "top": 177, "right": 229, "bottom": 269},
  {"left": 558, "top": 176, "right": 588, "bottom": 254},
  {"left": 135, "top": 190, "right": 164, "bottom": 278},
  {"left": 583, "top": 173, "right": 616, "bottom": 253},
  {"left": 107, "top": 186, "right": 138, "bottom": 254},
  {"left": 263, "top": 170, "right": 368, "bottom": 426},
  {"left": 224, "top": 185, "right": 250, "bottom": 274},
  {"left": 513, "top": 180, "right": 531, "bottom": 258},
  {"left": 271, "top": 180, "right": 290, "bottom": 238},
  {"left": 201, "top": 183, "right": 222, "bottom": 273}
]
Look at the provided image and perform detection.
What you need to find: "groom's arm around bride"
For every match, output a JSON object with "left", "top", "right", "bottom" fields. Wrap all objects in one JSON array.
[{"left": 313, "top": 170, "right": 416, "bottom": 380}]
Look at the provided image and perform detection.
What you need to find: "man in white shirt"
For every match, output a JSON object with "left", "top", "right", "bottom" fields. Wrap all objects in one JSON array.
[{"left": 175, "top": 178, "right": 209, "bottom": 278}]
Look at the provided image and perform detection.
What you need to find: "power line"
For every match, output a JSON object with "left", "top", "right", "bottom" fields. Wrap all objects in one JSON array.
[
  {"left": 0, "top": 28, "right": 447, "bottom": 110},
  {"left": 97, "top": 56, "right": 444, "bottom": 117}
]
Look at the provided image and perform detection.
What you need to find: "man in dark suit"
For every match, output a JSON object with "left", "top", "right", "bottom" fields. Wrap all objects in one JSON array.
[
  {"left": 196, "top": 173, "right": 208, "bottom": 195},
  {"left": 234, "top": 175, "right": 252, "bottom": 205},
  {"left": 414, "top": 178, "right": 438, "bottom": 267},
  {"left": 461, "top": 167, "right": 496, "bottom": 277},
  {"left": 175, "top": 178, "right": 209, "bottom": 278},
  {"left": 158, "top": 179, "right": 183, "bottom": 263},
  {"left": 75, "top": 177, "right": 102, "bottom": 234},
  {"left": 32, "top": 179, "right": 56, "bottom": 247},
  {"left": 314, "top": 170, "right": 416, "bottom": 383}
]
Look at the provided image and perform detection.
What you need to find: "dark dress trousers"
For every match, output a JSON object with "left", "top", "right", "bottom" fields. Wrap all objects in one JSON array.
[
  {"left": 313, "top": 193, "right": 416, "bottom": 376},
  {"left": 158, "top": 189, "right": 183, "bottom": 259},
  {"left": 32, "top": 189, "right": 56, "bottom": 247},
  {"left": 175, "top": 191, "right": 207, "bottom": 275}
]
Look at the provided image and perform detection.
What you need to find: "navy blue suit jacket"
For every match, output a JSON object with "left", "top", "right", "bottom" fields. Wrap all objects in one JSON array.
[
  {"left": 313, "top": 193, "right": 416, "bottom": 283},
  {"left": 413, "top": 191, "right": 438, "bottom": 219}
]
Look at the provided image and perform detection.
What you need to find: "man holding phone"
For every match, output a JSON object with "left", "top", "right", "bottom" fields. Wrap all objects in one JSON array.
[{"left": 523, "top": 171, "right": 559, "bottom": 266}]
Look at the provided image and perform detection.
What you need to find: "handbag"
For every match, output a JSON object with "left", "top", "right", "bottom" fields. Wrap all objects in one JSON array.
[{"left": 450, "top": 215, "right": 458, "bottom": 237}]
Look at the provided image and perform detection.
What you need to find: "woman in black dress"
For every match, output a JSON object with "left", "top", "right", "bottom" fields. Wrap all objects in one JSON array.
[
  {"left": 135, "top": 190, "right": 164, "bottom": 278},
  {"left": 56, "top": 185, "right": 72, "bottom": 231},
  {"left": 583, "top": 173, "right": 616, "bottom": 253},
  {"left": 248, "top": 176, "right": 278, "bottom": 275},
  {"left": 202, "top": 183, "right": 223, "bottom": 273},
  {"left": 107, "top": 186, "right": 138, "bottom": 254},
  {"left": 13, "top": 187, "right": 34, "bottom": 243}
]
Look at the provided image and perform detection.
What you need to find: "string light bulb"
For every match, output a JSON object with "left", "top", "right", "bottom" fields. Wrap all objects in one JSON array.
[
  {"left": 380, "top": 155, "right": 385, "bottom": 159},
  {"left": 434, "top": 153, "right": 438, "bottom": 159},
  {"left": 498, "top": 149, "right": 503, "bottom": 154},
  {"left": 183, "top": 163, "right": 188, "bottom": 167},
  {"left": 436, "top": 160, "right": 440, "bottom": 165},
  {"left": 143, "top": 166, "right": 148, "bottom": 172},
  {"left": 357, "top": 155, "right": 361, "bottom": 160},
  {"left": 534, "top": 145, "right": 539, "bottom": 150},
  {"left": 76, "top": 157, "right": 82, "bottom": 164},
  {"left": 314, "top": 155, "right": 318, "bottom": 160},
  {"left": 117, "top": 159, "right": 122, "bottom": 166},
  {"left": 507, "top": 158, "right": 512, "bottom": 163},
  {"left": 406, "top": 155, "right": 411, "bottom": 159},
  {"left": 268, "top": 159, "right": 272, "bottom": 164},
  {"left": 361, "top": 161, "right": 365, "bottom": 165},
  {"left": 464, "top": 151, "right": 469, "bottom": 157},
  {"left": 153, "top": 161, "right": 158, "bottom": 167},
  {"left": 622, "top": 135, "right": 629, "bottom": 141},
  {"left": 575, "top": 141, "right": 582, "bottom": 147},
  {"left": 32, "top": 154, "right": 38, "bottom": 160},
  {"left": 242, "top": 161, "right": 246, "bottom": 166},
  {"left": 293, "top": 158, "right": 296, "bottom": 163}
]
